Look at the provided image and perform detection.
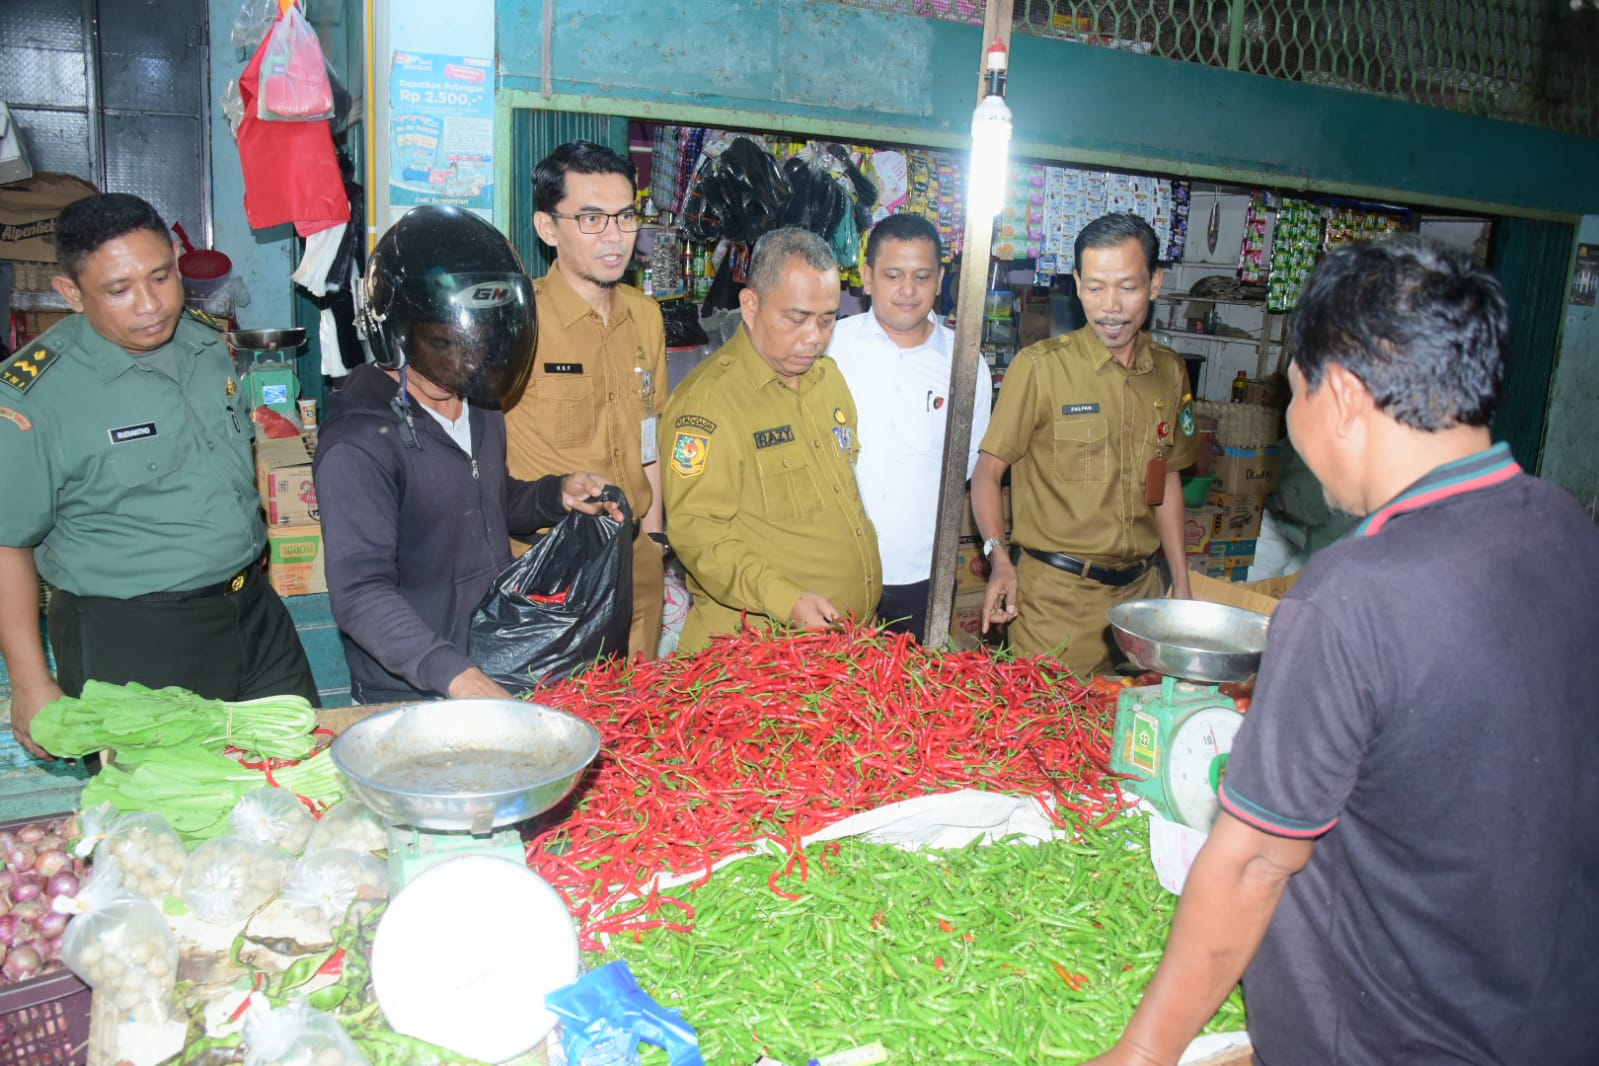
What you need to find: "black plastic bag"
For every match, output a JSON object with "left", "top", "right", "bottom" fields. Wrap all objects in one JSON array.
[{"left": 467, "top": 489, "right": 633, "bottom": 691}]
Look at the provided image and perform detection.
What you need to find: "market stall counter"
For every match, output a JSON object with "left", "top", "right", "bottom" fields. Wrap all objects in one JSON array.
[{"left": 19, "top": 618, "right": 1280, "bottom": 1065}]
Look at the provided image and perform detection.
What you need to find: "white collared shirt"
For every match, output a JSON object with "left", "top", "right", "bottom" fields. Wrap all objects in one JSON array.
[{"left": 828, "top": 310, "right": 991, "bottom": 585}]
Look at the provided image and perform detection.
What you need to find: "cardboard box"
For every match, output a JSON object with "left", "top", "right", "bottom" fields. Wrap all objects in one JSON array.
[
  {"left": 266, "top": 524, "right": 326, "bottom": 597},
  {"left": 0, "top": 171, "right": 98, "bottom": 262},
  {"left": 0, "top": 103, "right": 33, "bottom": 185},
  {"left": 1242, "top": 376, "right": 1289, "bottom": 409},
  {"left": 1190, "top": 569, "right": 1299, "bottom": 617},
  {"left": 1183, "top": 507, "right": 1218, "bottom": 555},
  {"left": 1211, "top": 446, "right": 1282, "bottom": 496},
  {"left": 953, "top": 537, "right": 992, "bottom": 595},
  {"left": 1206, "top": 490, "right": 1266, "bottom": 540},
  {"left": 947, "top": 590, "right": 989, "bottom": 651},
  {"left": 959, "top": 486, "right": 1011, "bottom": 539},
  {"left": 255, "top": 436, "right": 319, "bottom": 526}
]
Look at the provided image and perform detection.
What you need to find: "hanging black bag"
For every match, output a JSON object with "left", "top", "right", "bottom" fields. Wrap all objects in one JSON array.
[{"left": 467, "top": 486, "right": 634, "bottom": 692}]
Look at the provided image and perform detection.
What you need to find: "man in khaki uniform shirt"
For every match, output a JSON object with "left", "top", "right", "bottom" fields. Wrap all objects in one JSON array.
[
  {"left": 661, "top": 228, "right": 881, "bottom": 653},
  {"left": 973, "top": 213, "right": 1198, "bottom": 678},
  {"left": 505, "top": 141, "right": 668, "bottom": 658}
]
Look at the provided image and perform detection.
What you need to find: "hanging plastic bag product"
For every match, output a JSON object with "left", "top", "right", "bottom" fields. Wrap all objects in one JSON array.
[
  {"left": 257, "top": 3, "right": 334, "bottom": 122},
  {"left": 468, "top": 487, "right": 634, "bottom": 693}
]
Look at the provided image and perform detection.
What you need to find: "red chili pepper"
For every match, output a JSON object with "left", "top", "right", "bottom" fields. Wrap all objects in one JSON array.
[{"left": 514, "top": 623, "right": 1129, "bottom": 949}]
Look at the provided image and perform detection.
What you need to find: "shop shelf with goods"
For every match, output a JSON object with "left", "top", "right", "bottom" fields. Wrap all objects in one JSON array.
[{"left": 1155, "top": 188, "right": 1287, "bottom": 402}]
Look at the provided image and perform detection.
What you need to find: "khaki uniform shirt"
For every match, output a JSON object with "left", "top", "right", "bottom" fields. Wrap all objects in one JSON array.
[
  {"left": 0, "top": 311, "right": 264, "bottom": 597},
  {"left": 504, "top": 265, "right": 667, "bottom": 519},
  {"left": 660, "top": 326, "right": 881, "bottom": 652},
  {"left": 981, "top": 327, "right": 1199, "bottom": 566}
]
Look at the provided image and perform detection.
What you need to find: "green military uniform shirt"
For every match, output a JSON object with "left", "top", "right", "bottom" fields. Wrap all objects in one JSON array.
[
  {"left": 0, "top": 310, "right": 265, "bottom": 598},
  {"left": 981, "top": 327, "right": 1199, "bottom": 565},
  {"left": 660, "top": 325, "right": 881, "bottom": 652}
]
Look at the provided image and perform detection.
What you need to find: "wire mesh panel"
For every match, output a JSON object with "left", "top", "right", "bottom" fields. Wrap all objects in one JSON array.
[{"left": 829, "top": 0, "right": 1599, "bottom": 137}]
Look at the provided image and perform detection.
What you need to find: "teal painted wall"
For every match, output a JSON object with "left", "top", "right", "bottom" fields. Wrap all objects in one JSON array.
[{"left": 494, "top": 0, "right": 1599, "bottom": 220}]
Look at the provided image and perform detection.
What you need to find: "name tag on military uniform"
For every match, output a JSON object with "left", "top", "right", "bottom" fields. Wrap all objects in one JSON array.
[
  {"left": 544, "top": 362, "right": 584, "bottom": 374},
  {"left": 1062, "top": 402, "right": 1100, "bottom": 416},
  {"left": 109, "top": 422, "right": 159, "bottom": 444}
]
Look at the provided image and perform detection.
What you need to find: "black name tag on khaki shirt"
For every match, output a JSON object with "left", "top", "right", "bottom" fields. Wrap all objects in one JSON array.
[
  {"left": 1062, "top": 403, "right": 1101, "bottom": 416},
  {"left": 753, "top": 425, "right": 796, "bottom": 449},
  {"left": 543, "top": 362, "right": 584, "bottom": 374}
]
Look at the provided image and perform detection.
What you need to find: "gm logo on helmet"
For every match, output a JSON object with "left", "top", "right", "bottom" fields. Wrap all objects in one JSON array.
[{"left": 453, "top": 283, "right": 516, "bottom": 309}]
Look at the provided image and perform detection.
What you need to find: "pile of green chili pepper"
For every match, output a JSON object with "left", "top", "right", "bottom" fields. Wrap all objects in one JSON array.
[
  {"left": 525, "top": 625, "right": 1133, "bottom": 949},
  {"left": 596, "top": 827, "right": 1245, "bottom": 1065}
]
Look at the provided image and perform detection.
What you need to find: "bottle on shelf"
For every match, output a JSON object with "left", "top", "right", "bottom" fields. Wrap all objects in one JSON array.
[{"left": 1231, "top": 370, "right": 1249, "bottom": 404}]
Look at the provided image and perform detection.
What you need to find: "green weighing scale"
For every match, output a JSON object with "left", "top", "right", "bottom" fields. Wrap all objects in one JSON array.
[
  {"left": 327, "top": 699, "right": 602, "bottom": 896},
  {"left": 225, "top": 327, "right": 306, "bottom": 421},
  {"left": 1106, "top": 599, "right": 1270, "bottom": 830}
]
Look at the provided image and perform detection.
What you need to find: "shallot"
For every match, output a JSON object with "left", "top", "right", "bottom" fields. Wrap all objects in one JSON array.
[{"left": 0, "top": 813, "right": 90, "bottom": 987}]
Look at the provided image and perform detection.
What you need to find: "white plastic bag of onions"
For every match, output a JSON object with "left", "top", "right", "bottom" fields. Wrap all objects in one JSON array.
[
  {"left": 242, "top": 995, "right": 372, "bottom": 1066},
  {"left": 0, "top": 812, "right": 88, "bottom": 986},
  {"left": 56, "top": 857, "right": 179, "bottom": 1021},
  {"left": 74, "top": 802, "right": 187, "bottom": 898},
  {"left": 178, "top": 835, "right": 286, "bottom": 924}
]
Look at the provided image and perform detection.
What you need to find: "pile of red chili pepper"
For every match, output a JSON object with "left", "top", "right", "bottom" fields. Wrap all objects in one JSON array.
[{"left": 524, "top": 624, "right": 1131, "bottom": 949}]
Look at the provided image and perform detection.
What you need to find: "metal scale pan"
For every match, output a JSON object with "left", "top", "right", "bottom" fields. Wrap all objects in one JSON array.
[
  {"left": 330, "top": 699, "right": 601, "bottom": 835},
  {"left": 1108, "top": 598, "right": 1270, "bottom": 683}
]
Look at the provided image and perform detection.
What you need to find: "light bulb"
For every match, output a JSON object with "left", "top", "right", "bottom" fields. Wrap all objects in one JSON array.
[{"left": 968, "top": 93, "right": 1013, "bottom": 221}]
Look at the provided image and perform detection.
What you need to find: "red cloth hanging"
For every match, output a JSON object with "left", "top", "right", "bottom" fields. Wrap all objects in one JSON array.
[{"left": 237, "top": 31, "right": 349, "bottom": 237}]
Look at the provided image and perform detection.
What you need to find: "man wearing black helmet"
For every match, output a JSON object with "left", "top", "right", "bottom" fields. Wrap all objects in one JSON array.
[{"left": 314, "top": 206, "right": 619, "bottom": 703}]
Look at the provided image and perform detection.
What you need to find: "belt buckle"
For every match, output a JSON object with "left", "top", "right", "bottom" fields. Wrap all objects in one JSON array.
[{"left": 228, "top": 571, "right": 247, "bottom": 594}]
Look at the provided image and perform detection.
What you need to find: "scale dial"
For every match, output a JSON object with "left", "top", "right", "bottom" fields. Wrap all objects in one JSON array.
[{"left": 1164, "top": 705, "right": 1244, "bottom": 830}]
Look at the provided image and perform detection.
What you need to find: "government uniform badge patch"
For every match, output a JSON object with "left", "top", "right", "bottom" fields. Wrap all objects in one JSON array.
[
  {"left": 671, "top": 432, "right": 709, "bottom": 479},
  {"left": 1178, "top": 400, "right": 1196, "bottom": 437}
]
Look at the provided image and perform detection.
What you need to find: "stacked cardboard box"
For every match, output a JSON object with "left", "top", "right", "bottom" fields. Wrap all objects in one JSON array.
[
  {"left": 255, "top": 436, "right": 326, "bottom": 597},
  {"left": 1188, "top": 487, "right": 1268, "bottom": 582}
]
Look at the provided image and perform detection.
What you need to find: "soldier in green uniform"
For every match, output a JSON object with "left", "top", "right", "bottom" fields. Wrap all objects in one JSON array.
[
  {"left": 0, "top": 193, "right": 317, "bottom": 759},
  {"left": 660, "top": 227, "right": 881, "bottom": 653},
  {"left": 972, "top": 213, "right": 1199, "bottom": 678}
]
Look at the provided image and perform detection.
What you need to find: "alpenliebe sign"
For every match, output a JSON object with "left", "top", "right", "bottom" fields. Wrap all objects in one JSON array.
[{"left": 0, "top": 172, "right": 99, "bottom": 262}]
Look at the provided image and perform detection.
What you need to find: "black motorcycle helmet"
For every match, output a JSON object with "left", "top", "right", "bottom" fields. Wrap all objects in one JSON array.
[{"left": 359, "top": 205, "right": 536, "bottom": 406}]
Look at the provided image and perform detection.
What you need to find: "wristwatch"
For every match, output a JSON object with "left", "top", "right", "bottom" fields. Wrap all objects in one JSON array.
[{"left": 982, "top": 536, "right": 1006, "bottom": 561}]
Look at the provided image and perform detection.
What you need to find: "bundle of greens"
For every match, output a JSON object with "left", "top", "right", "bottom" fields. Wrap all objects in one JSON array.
[{"left": 33, "top": 681, "right": 339, "bottom": 844}]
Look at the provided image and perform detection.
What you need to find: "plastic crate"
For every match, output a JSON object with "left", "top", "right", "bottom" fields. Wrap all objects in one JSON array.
[{"left": 0, "top": 969, "right": 91, "bottom": 1065}]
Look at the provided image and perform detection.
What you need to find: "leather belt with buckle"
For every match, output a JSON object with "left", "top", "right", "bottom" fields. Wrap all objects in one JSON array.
[
  {"left": 1022, "top": 548, "right": 1154, "bottom": 588},
  {"left": 132, "top": 562, "right": 257, "bottom": 603}
]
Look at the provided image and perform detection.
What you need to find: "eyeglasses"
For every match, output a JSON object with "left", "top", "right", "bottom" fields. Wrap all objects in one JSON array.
[{"left": 546, "top": 209, "right": 642, "bottom": 234}]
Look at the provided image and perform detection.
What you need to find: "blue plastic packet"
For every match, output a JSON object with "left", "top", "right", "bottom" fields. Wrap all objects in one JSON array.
[{"left": 545, "top": 959, "right": 706, "bottom": 1066}]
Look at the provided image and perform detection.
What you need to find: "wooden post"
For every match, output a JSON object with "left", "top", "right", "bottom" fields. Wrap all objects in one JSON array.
[{"left": 923, "top": 0, "right": 1015, "bottom": 647}]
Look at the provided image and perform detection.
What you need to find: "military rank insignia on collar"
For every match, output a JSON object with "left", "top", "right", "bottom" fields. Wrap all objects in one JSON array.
[{"left": 0, "top": 346, "right": 57, "bottom": 394}]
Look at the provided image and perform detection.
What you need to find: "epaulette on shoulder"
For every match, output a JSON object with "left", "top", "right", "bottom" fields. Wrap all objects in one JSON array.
[
  {"left": 0, "top": 340, "right": 59, "bottom": 395},
  {"left": 183, "top": 305, "right": 230, "bottom": 333}
]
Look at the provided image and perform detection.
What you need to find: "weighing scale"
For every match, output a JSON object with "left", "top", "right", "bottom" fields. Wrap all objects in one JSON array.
[
  {"left": 327, "top": 699, "right": 601, "bottom": 896},
  {"left": 1105, "top": 599, "right": 1269, "bottom": 831},
  {"left": 225, "top": 327, "right": 306, "bottom": 421},
  {"left": 1109, "top": 676, "right": 1243, "bottom": 830}
]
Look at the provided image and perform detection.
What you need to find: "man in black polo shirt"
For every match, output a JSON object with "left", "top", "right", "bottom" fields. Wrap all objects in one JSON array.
[{"left": 1084, "top": 235, "right": 1599, "bottom": 1066}]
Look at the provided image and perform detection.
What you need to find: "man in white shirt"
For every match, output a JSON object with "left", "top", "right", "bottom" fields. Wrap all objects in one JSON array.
[{"left": 829, "top": 214, "right": 991, "bottom": 639}]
